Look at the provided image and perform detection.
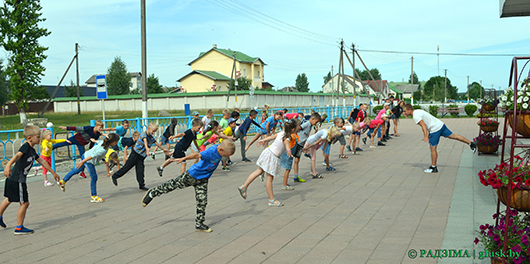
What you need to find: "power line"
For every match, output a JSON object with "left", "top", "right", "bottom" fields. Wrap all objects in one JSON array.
[{"left": 357, "top": 49, "right": 529, "bottom": 57}]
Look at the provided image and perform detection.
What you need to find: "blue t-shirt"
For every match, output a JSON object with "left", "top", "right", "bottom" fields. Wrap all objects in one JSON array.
[
  {"left": 187, "top": 117, "right": 194, "bottom": 130},
  {"left": 133, "top": 131, "right": 156, "bottom": 157},
  {"left": 188, "top": 144, "right": 222, "bottom": 180},
  {"left": 115, "top": 126, "right": 127, "bottom": 137},
  {"left": 260, "top": 116, "right": 277, "bottom": 133}
]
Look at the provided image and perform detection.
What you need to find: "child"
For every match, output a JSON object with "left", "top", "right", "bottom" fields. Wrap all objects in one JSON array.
[
  {"left": 237, "top": 120, "right": 299, "bottom": 207},
  {"left": 0, "top": 126, "right": 60, "bottom": 235},
  {"left": 142, "top": 140, "right": 236, "bottom": 233},
  {"left": 366, "top": 117, "right": 385, "bottom": 148},
  {"left": 221, "top": 118, "right": 237, "bottom": 171},
  {"left": 246, "top": 111, "right": 283, "bottom": 151},
  {"left": 111, "top": 119, "right": 129, "bottom": 137},
  {"left": 193, "top": 121, "right": 234, "bottom": 156},
  {"left": 292, "top": 112, "right": 321, "bottom": 183},
  {"left": 59, "top": 133, "right": 120, "bottom": 202},
  {"left": 151, "top": 118, "right": 178, "bottom": 160},
  {"left": 105, "top": 148, "right": 120, "bottom": 173},
  {"left": 111, "top": 122, "right": 169, "bottom": 190},
  {"left": 201, "top": 109, "right": 214, "bottom": 132},
  {"left": 303, "top": 126, "right": 341, "bottom": 178},
  {"left": 188, "top": 111, "right": 200, "bottom": 129},
  {"left": 233, "top": 110, "right": 262, "bottom": 162},
  {"left": 279, "top": 119, "right": 301, "bottom": 190},
  {"left": 34, "top": 129, "right": 69, "bottom": 186},
  {"left": 261, "top": 104, "right": 270, "bottom": 123},
  {"left": 205, "top": 109, "right": 230, "bottom": 149},
  {"left": 318, "top": 113, "right": 328, "bottom": 128},
  {"left": 118, "top": 131, "right": 140, "bottom": 164},
  {"left": 157, "top": 118, "right": 202, "bottom": 176}
]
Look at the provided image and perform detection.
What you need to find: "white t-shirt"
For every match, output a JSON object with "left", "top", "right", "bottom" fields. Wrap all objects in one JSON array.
[
  {"left": 268, "top": 131, "right": 288, "bottom": 157},
  {"left": 306, "top": 129, "right": 328, "bottom": 145},
  {"left": 341, "top": 126, "right": 353, "bottom": 136},
  {"left": 202, "top": 116, "right": 211, "bottom": 130},
  {"left": 413, "top": 110, "right": 444, "bottom": 133}
]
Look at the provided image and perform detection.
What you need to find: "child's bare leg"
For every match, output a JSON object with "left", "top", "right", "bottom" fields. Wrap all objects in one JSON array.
[
  {"left": 282, "top": 169, "right": 290, "bottom": 186},
  {"left": 161, "top": 158, "right": 174, "bottom": 169},
  {"left": 0, "top": 198, "right": 11, "bottom": 215},
  {"left": 265, "top": 174, "right": 275, "bottom": 200},
  {"left": 245, "top": 133, "right": 261, "bottom": 151},
  {"left": 370, "top": 133, "right": 376, "bottom": 146},
  {"left": 340, "top": 145, "right": 345, "bottom": 156},
  {"left": 243, "top": 167, "right": 265, "bottom": 189},
  {"left": 324, "top": 153, "right": 330, "bottom": 167},
  {"left": 310, "top": 159, "right": 317, "bottom": 175},
  {"left": 293, "top": 158, "right": 300, "bottom": 175},
  {"left": 16, "top": 202, "right": 29, "bottom": 226},
  {"left": 393, "top": 119, "right": 399, "bottom": 135},
  {"left": 180, "top": 162, "right": 186, "bottom": 174}
]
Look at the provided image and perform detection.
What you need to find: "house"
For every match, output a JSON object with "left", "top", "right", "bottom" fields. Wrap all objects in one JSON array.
[
  {"left": 364, "top": 80, "right": 390, "bottom": 98},
  {"left": 42, "top": 85, "right": 96, "bottom": 98},
  {"left": 178, "top": 45, "right": 266, "bottom": 93},
  {"left": 322, "top": 74, "right": 374, "bottom": 95},
  {"left": 395, "top": 84, "right": 419, "bottom": 99},
  {"left": 85, "top": 72, "right": 142, "bottom": 92},
  {"left": 278, "top": 86, "right": 298, "bottom": 92},
  {"left": 387, "top": 84, "right": 403, "bottom": 99}
]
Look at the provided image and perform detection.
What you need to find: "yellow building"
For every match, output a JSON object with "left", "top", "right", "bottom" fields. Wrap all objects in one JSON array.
[{"left": 178, "top": 45, "right": 266, "bottom": 93}]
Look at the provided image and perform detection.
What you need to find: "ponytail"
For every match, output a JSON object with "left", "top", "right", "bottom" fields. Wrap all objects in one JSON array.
[
  {"left": 202, "top": 120, "right": 219, "bottom": 135},
  {"left": 102, "top": 133, "right": 120, "bottom": 149}
]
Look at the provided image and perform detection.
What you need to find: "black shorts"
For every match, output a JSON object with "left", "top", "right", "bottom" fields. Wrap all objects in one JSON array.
[
  {"left": 172, "top": 146, "right": 186, "bottom": 162},
  {"left": 336, "top": 134, "right": 346, "bottom": 145},
  {"left": 293, "top": 141, "right": 305, "bottom": 159},
  {"left": 4, "top": 180, "right": 29, "bottom": 203}
]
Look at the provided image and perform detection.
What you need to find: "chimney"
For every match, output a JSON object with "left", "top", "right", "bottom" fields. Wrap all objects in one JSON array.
[{"left": 213, "top": 44, "right": 217, "bottom": 49}]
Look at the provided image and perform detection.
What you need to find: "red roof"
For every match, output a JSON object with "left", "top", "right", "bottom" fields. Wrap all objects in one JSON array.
[{"left": 363, "top": 80, "right": 387, "bottom": 93}]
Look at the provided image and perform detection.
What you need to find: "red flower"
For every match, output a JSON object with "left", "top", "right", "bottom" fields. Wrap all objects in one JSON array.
[{"left": 525, "top": 178, "right": 530, "bottom": 186}]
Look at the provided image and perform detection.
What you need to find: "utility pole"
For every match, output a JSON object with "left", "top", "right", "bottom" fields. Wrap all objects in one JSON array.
[
  {"left": 331, "top": 65, "right": 333, "bottom": 103},
  {"left": 75, "top": 43, "right": 80, "bottom": 115},
  {"left": 467, "top": 76, "right": 470, "bottom": 102},
  {"left": 480, "top": 80, "right": 483, "bottom": 99},
  {"left": 352, "top": 43, "right": 356, "bottom": 106},
  {"left": 411, "top": 56, "right": 416, "bottom": 101},
  {"left": 141, "top": 0, "right": 148, "bottom": 120},
  {"left": 444, "top": 69, "right": 447, "bottom": 107},
  {"left": 437, "top": 45, "right": 440, "bottom": 76}
]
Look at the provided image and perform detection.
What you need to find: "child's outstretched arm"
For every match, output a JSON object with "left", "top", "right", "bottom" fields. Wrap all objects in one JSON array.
[
  {"left": 106, "top": 161, "right": 111, "bottom": 177},
  {"left": 37, "top": 157, "right": 60, "bottom": 181},
  {"left": 303, "top": 138, "right": 323, "bottom": 151},
  {"left": 77, "top": 155, "right": 93, "bottom": 169},
  {"left": 174, "top": 152, "right": 201, "bottom": 164},
  {"left": 257, "top": 133, "right": 278, "bottom": 147},
  {"left": 283, "top": 139, "right": 293, "bottom": 158},
  {"left": 123, "top": 146, "right": 129, "bottom": 163}
]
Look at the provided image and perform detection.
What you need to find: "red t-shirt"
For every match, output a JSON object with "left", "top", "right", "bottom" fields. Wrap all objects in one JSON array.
[
  {"left": 285, "top": 113, "right": 299, "bottom": 119},
  {"left": 368, "top": 119, "right": 383, "bottom": 129},
  {"left": 356, "top": 110, "right": 366, "bottom": 122}
]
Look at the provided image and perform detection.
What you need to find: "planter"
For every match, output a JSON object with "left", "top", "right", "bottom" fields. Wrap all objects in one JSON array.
[
  {"left": 491, "top": 257, "right": 504, "bottom": 264},
  {"left": 483, "top": 104, "right": 496, "bottom": 112},
  {"left": 477, "top": 144, "right": 499, "bottom": 154},
  {"left": 506, "top": 111, "right": 530, "bottom": 137},
  {"left": 497, "top": 186, "right": 530, "bottom": 212},
  {"left": 480, "top": 124, "right": 499, "bottom": 132}
]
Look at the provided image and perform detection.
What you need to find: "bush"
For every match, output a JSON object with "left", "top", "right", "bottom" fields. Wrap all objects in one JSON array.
[
  {"left": 413, "top": 105, "right": 422, "bottom": 110},
  {"left": 373, "top": 105, "right": 383, "bottom": 114},
  {"left": 465, "top": 104, "right": 477, "bottom": 117},
  {"left": 429, "top": 105, "right": 439, "bottom": 116},
  {"left": 448, "top": 103, "right": 459, "bottom": 117}
]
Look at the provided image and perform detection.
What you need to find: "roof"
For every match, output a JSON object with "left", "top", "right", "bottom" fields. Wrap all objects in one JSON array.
[
  {"left": 363, "top": 80, "right": 388, "bottom": 93},
  {"left": 500, "top": 0, "right": 530, "bottom": 17},
  {"left": 177, "top": 70, "right": 231, "bottom": 82},
  {"left": 388, "top": 84, "right": 403, "bottom": 94},
  {"left": 188, "top": 47, "right": 266, "bottom": 66},
  {"left": 42, "top": 85, "right": 96, "bottom": 98},
  {"left": 396, "top": 84, "right": 419, "bottom": 93},
  {"left": 85, "top": 72, "right": 142, "bottom": 84}
]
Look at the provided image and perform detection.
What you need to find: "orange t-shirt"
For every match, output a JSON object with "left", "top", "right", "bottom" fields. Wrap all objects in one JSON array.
[{"left": 289, "top": 134, "right": 299, "bottom": 149}]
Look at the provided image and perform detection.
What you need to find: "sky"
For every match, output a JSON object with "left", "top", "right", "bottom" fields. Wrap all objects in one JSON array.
[{"left": 9, "top": 0, "right": 530, "bottom": 94}]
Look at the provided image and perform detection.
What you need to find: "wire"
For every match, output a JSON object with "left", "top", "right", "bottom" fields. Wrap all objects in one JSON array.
[{"left": 357, "top": 49, "right": 530, "bottom": 57}]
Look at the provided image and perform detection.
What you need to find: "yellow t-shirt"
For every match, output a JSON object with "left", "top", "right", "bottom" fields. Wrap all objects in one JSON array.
[
  {"left": 219, "top": 127, "right": 233, "bottom": 143},
  {"left": 41, "top": 139, "right": 66, "bottom": 157},
  {"left": 105, "top": 149, "right": 116, "bottom": 163}
]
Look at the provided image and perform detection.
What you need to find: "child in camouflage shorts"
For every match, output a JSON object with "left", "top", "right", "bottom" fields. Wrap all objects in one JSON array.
[{"left": 141, "top": 140, "right": 236, "bottom": 232}]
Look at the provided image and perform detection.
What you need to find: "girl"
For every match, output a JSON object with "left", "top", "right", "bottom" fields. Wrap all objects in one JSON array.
[
  {"left": 391, "top": 100, "right": 405, "bottom": 137},
  {"left": 58, "top": 133, "right": 120, "bottom": 203},
  {"left": 192, "top": 120, "right": 234, "bottom": 163},
  {"left": 34, "top": 129, "right": 69, "bottom": 186},
  {"left": 303, "top": 126, "right": 341, "bottom": 178},
  {"left": 237, "top": 119, "right": 299, "bottom": 207},
  {"left": 246, "top": 111, "right": 283, "bottom": 151},
  {"left": 151, "top": 118, "right": 178, "bottom": 160}
]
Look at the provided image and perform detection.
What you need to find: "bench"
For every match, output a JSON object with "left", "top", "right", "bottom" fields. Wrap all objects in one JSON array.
[{"left": 437, "top": 107, "right": 465, "bottom": 117}]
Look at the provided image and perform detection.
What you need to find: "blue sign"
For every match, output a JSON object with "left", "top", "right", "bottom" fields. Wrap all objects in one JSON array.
[{"left": 96, "top": 75, "right": 107, "bottom": 99}]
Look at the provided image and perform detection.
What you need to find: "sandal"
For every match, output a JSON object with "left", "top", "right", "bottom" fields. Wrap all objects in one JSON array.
[
  {"left": 326, "top": 166, "right": 336, "bottom": 171},
  {"left": 339, "top": 154, "right": 348, "bottom": 159},
  {"left": 268, "top": 198, "right": 284, "bottom": 207},
  {"left": 312, "top": 173, "right": 324, "bottom": 179},
  {"left": 238, "top": 186, "right": 247, "bottom": 200}
]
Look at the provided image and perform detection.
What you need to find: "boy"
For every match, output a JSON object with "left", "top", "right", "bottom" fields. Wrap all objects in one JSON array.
[
  {"left": 202, "top": 109, "right": 214, "bottom": 131},
  {"left": 142, "top": 140, "right": 236, "bottom": 233},
  {"left": 246, "top": 111, "right": 283, "bottom": 151},
  {"left": 0, "top": 126, "right": 60, "bottom": 235},
  {"left": 292, "top": 112, "right": 321, "bottom": 182},
  {"left": 402, "top": 104, "right": 476, "bottom": 173},
  {"left": 112, "top": 122, "right": 169, "bottom": 190},
  {"left": 221, "top": 118, "right": 237, "bottom": 171},
  {"left": 157, "top": 118, "right": 203, "bottom": 175},
  {"left": 219, "top": 109, "right": 231, "bottom": 130},
  {"left": 188, "top": 111, "right": 200, "bottom": 129},
  {"left": 233, "top": 110, "right": 262, "bottom": 162},
  {"left": 118, "top": 131, "right": 140, "bottom": 164},
  {"left": 111, "top": 119, "right": 130, "bottom": 137}
]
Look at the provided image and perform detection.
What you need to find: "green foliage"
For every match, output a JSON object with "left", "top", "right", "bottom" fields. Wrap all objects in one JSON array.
[
  {"left": 355, "top": 68, "right": 381, "bottom": 80},
  {"left": 448, "top": 103, "right": 459, "bottom": 117},
  {"left": 423, "top": 76, "right": 458, "bottom": 102},
  {"left": 323, "top": 71, "right": 332, "bottom": 85},
  {"left": 295, "top": 73, "right": 309, "bottom": 92},
  {"left": 107, "top": 56, "right": 130, "bottom": 95},
  {"left": 373, "top": 105, "right": 383, "bottom": 114},
  {"left": 412, "top": 105, "right": 422, "bottom": 110},
  {"left": 0, "top": 0, "right": 51, "bottom": 113},
  {"left": 465, "top": 104, "right": 477, "bottom": 117},
  {"left": 64, "top": 80, "right": 82, "bottom": 97},
  {"left": 0, "top": 60, "right": 10, "bottom": 106},
  {"left": 468, "top": 81, "right": 484, "bottom": 102},
  {"left": 413, "top": 91, "right": 421, "bottom": 101},
  {"left": 146, "top": 73, "right": 163, "bottom": 94},
  {"left": 429, "top": 105, "right": 439, "bottom": 116},
  {"left": 229, "top": 77, "right": 252, "bottom": 91},
  {"left": 408, "top": 71, "right": 419, "bottom": 85}
]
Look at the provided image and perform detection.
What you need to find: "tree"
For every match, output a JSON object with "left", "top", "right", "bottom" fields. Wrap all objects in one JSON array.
[
  {"left": 0, "top": 0, "right": 51, "bottom": 123},
  {"left": 423, "top": 76, "right": 458, "bottom": 102},
  {"left": 228, "top": 77, "right": 252, "bottom": 91},
  {"left": 107, "top": 56, "right": 130, "bottom": 95},
  {"left": 0, "top": 60, "right": 9, "bottom": 106},
  {"left": 355, "top": 68, "right": 381, "bottom": 80},
  {"left": 408, "top": 71, "right": 419, "bottom": 85},
  {"left": 468, "top": 81, "right": 484, "bottom": 101},
  {"left": 323, "top": 71, "right": 332, "bottom": 84},
  {"left": 146, "top": 73, "right": 163, "bottom": 94},
  {"left": 64, "top": 80, "right": 82, "bottom": 97},
  {"left": 295, "top": 73, "right": 309, "bottom": 92}
]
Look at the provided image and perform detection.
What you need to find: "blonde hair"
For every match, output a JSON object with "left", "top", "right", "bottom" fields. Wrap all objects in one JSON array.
[
  {"left": 148, "top": 122, "right": 159, "bottom": 129},
  {"left": 220, "top": 139, "right": 236, "bottom": 156},
  {"left": 363, "top": 117, "right": 372, "bottom": 125},
  {"left": 223, "top": 109, "right": 230, "bottom": 116},
  {"left": 132, "top": 131, "right": 141, "bottom": 138},
  {"left": 24, "top": 125, "right": 40, "bottom": 138},
  {"left": 40, "top": 129, "right": 52, "bottom": 143},
  {"left": 352, "top": 122, "right": 361, "bottom": 129},
  {"left": 94, "top": 120, "right": 104, "bottom": 127},
  {"left": 326, "top": 126, "right": 341, "bottom": 141}
]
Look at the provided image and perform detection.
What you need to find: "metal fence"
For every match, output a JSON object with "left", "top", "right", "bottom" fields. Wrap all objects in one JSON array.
[{"left": 0, "top": 127, "right": 57, "bottom": 172}]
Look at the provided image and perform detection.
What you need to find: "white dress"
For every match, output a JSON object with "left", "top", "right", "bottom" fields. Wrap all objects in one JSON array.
[{"left": 256, "top": 132, "right": 287, "bottom": 177}]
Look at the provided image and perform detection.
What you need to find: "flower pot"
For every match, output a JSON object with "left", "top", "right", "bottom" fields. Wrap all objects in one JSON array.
[
  {"left": 506, "top": 111, "right": 530, "bottom": 137},
  {"left": 491, "top": 257, "right": 503, "bottom": 264},
  {"left": 497, "top": 186, "right": 530, "bottom": 212},
  {"left": 477, "top": 144, "right": 499, "bottom": 154},
  {"left": 480, "top": 124, "right": 499, "bottom": 132},
  {"left": 483, "top": 104, "right": 496, "bottom": 112}
]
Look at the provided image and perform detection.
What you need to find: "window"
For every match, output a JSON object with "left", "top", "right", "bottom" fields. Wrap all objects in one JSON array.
[
  {"left": 258, "top": 70, "right": 260, "bottom": 77},
  {"left": 244, "top": 69, "right": 246, "bottom": 77}
]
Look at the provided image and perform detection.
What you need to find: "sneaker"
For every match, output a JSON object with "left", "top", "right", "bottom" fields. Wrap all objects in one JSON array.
[
  {"left": 139, "top": 186, "right": 149, "bottom": 191},
  {"left": 470, "top": 142, "right": 477, "bottom": 154},
  {"left": 222, "top": 166, "right": 230, "bottom": 171},
  {"left": 14, "top": 226, "right": 34, "bottom": 235},
  {"left": 242, "top": 158, "right": 252, "bottom": 163},
  {"left": 282, "top": 185, "right": 295, "bottom": 191},
  {"left": 387, "top": 136, "right": 393, "bottom": 139},
  {"left": 141, "top": 190, "right": 153, "bottom": 207},
  {"left": 304, "top": 153, "right": 311, "bottom": 159},
  {"left": 355, "top": 147, "right": 363, "bottom": 152},
  {"left": 362, "top": 138, "right": 367, "bottom": 145},
  {"left": 424, "top": 166, "right": 438, "bottom": 173},
  {"left": 33, "top": 167, "right": 39, "bottom": 177},
  {"left": 369, "top": 146, "right": 376, "bottom": 149},
  {"left": 111, "top": 176, "right": 118, "bottom": 186},
  {"left": 79, "top": 171, "right": 87, "bottom": 178},
  {"left": 195, "top": 223, "right": 212, "bottom": 233},
  {"left": 378, "top": 142, "right": 386, "bottom": 146},
  {"left": 90, "top": 196, "right": 104, "bottom": 203},
  {"left": 151, "top": 153, "right": 155, "bottom": 160},
  {"left": 109, "top": 162, "right": 116, "bottom": 171},
  {"left": 0, "top": 217, "right": 6, "bottom": 228},
  {"left": 294, "top": 176, "right": 306, "bottom": 182},
  {"left": 346, "top": 145, "right": 352, "bottom": 152},
  {"left": 381, "top": 138, "right": 387, "bottom": 142},
  {"left": 156, "top": 166, "right": 164, "bottom": 177},
  {"left": 58, "top": 180, "right": 66, "bottom": 192},
  {"left": 44, "top": 181, "right": 53, "bottom": 187},
  {"left": 227, "top": 160, "right": 236, "bottom": 166},
  {"left": 259, "top": 173, "right": 264, "bottom": 182}
]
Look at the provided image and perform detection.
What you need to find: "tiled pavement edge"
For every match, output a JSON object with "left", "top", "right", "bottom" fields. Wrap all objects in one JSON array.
[{"left": 0, "top": 118, "right": 501, "bottom": 263}]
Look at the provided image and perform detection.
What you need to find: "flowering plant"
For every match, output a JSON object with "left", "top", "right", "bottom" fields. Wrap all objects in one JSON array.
[
  {"left": 500, "top": 84, "right": 530, "bottom": 111},
  {"left": 479, "top": 156, "right": 530, "bottom": 189},
  {"left": 477, "top": 119, "right": 500, "bottom": 126},
  {"left": 473, "top": 133, "right": 502, "bottom": 147},
  {"left": 480, "top": 97, "right": 499, "bottom": 106},
  {"left": 476, "top": 113, "right": 496, "bottom": 118},
  {"left": 474, "top": 210, "right": 529, "bottom": 263}
]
